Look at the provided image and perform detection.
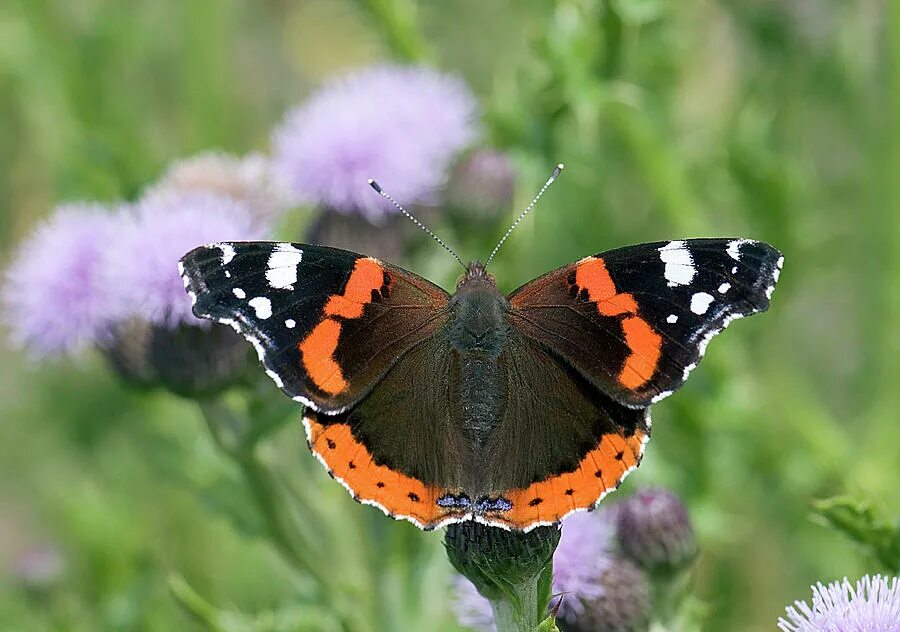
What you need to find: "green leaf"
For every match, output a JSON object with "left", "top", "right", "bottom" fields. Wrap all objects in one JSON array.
[
  {"left": 536, "top": 614, "right": 561, "bottom": 632},
  {"left": 813, "top": 496, "right": 900, "bottom": 573},
  {"left": 168, "top": 575, "right": 342, "bottom": 632}
]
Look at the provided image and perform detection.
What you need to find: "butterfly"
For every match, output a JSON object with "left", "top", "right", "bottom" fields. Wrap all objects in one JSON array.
[{"left": 179, "top": 231, "right": 782, "bottom": 532}]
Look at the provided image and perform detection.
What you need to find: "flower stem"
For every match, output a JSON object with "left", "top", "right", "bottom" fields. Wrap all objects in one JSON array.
[
  {"left": 197, "top": 397, "right": 378, "bottom": 632},
  {"left": 490, "top": 572, "right": 541, "bottom": 632},
  {"left": 354, "top": 0, "right": 431, "bottom": 62}
]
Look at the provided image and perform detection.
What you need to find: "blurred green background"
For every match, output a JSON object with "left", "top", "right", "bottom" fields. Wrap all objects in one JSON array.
[{"left": 1, "top": 1, "right": 897, "bottom": 630}]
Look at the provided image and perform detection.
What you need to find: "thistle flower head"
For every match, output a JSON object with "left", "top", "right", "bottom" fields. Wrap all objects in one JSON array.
[
  {"left": 272, "top": 64, "right": 479, "bottom": 218},
  {"left": 778, "top": 575, "right": 900, "bottom": 632},
  {"left": 2, "top": 203, "right": 121, "bottom": 357},
  {"left": 452, "top": 509, "right": 622, "bottom": 630},
  {"left": 552, "top": 510, "right": 618, "bottom": 619},
  {"left": 149, "top": 151, "right": 292, "bottom": 222},
  {"left": 563, "top": 555, "right": 652, "bottom": 632},
  {"left": 102, "top": 190, "right": 265, "bottom": 328}
]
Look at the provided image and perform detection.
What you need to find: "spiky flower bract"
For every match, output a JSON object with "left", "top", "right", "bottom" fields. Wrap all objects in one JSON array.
[
  {"left": 2, "top": 204, "right": 121, "bottom": 357},
  {"left": 452, "top": 510, "right": 619, "bottom": 630},
  {"left": 272, "top": 64, "right": 479, "bottom": 218},
  {"left": 102, "top": 190, "right": 265, "bottom": 328},
  {"left": 778, "top": 575, "right": 900, "bottom": 632}
]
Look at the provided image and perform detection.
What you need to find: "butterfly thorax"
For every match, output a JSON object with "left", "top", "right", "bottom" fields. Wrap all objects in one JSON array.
[
  {"left": 447, "top": 262, "right": 511, "bottom": 466},
  {"left": 449, "top": 262, "right": 508, "bottom": 355}
]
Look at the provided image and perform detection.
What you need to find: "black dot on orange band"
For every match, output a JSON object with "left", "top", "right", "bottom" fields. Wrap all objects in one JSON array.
[
  {"left": 348, "top": 461, "right": 356, "bottom": 469},
  {"left": 326, "top": 439, "right": 336, "bottom": 449},
  {"left": 408, "top": 492, "right": 420, "bottom": 502},
  {"left": 579, "top": 288, "right": 590, "bottom": 301},
  {"left": 565, "top": 488, "right": 574, "bottom": 495},
  {"left": 595, "top": 470, "right": 603, "bottom": 477},
  {"left": 615, "top": 451, "right": 624, "bottom": 461},
  {"left": 376, "top": 481, "right": 385, "bottom": 488},
  {"left": 528, "top": 498, "right": 543, "bottom": 506}
]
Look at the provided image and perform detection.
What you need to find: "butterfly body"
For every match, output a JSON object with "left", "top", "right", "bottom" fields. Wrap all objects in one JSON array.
[
  {"left": 447, "top": 265, "right": 509, "bottom": 449},
  {"left": 180, "top": 238, "right": 782, "bottom": 531}
]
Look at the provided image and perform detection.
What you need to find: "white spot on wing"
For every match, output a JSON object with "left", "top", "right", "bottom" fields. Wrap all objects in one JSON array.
[
  {"left": 726, "top": 239, "right": 748, "bottom": 261},
  {"left": 690, "top": 292, "right": 714, "bottom": 315},
  {"left": 285, "top": 318, "right": 296, "bottom": 329},
  {"left": 249, "top": 296, "right": 272, "bottom": 319},
  {"left": 658, "top": 241, "right": 696, "bottom": 287},
  {"left": 718, "top": 282, "right": 731, "bottom": 294},
  {"left": 266, "top": 244, "right": 303, "bottom": 290},
  {"left": 233, "top": 288, "right": 246, "bottom": 299},
  {"left": 667, "top": 314, "right": 678, "bottom": 324},
  {"left": 216, "top": 243, "right": 236, "bottom": 265}
]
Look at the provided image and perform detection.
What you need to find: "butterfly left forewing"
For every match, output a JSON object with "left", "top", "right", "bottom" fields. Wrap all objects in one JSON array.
[
  {"left": 508, "top": 238, "right": 783, "bottom": 407},
  {"left": 180, "top": 242, "right": 450, "bottom": 413}
]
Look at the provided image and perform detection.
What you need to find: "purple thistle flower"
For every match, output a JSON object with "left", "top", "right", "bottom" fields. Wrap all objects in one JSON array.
[
  {"left": 102, "top": 190, "right": 265, "bottom": 328},
  {"left": 452, "top": 509, "right": 617, "bottom": 630},
  {"left": 453, "top": 575, "right": 496, "bottom": 631},
  {"left": 2, "top": 204, "right": 121, "bottom": 357},
  {"left": 778, "top": 575, "right": 900, "bottom": 632},
  {"left": 553, "top": 510, "right": 618, "bottom": 619},
  {"left": 272, "top": 64, "right": 479, "bottom": 218},
  {"left": 149, "top": 151, "right": 293, "bottom": 222}
]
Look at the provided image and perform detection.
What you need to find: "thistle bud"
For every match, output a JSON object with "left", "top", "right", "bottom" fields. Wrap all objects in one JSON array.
[
  {"left": 104, "top": 320, "right": 249, "bottom": 396},
  {"left": 446, "top": 149, "right": 516, "bottom": 219},
  {"left": 562, "top": 555, "right": 652, "bottom": 632},
  {"left": 616, "top": 488, "right": 697, "bottom": 573}
]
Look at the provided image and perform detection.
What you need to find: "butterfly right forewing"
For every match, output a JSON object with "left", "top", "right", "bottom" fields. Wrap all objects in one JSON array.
[{"left": 508, "top": 238, "right": 783, "bottom": 407}]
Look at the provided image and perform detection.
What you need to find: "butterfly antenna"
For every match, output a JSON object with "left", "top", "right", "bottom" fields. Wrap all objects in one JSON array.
[
  {"left": 368, "top": 179, "right": 467, "bottom": 270},
  {"left": 484, "top": 163, "right": 564, "bottom": 268}
]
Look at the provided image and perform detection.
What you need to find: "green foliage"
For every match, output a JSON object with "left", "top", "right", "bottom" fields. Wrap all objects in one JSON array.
[
  {"left": 813, "top": 497, "right": 900, "bottom": 574},
  {"left": 1, "top": 0, "right": 898, "bottom": 630}
]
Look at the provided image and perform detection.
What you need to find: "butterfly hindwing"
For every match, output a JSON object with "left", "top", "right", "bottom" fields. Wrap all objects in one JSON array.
[
  {"left": 179, "top": 242, "right": 450, "bottom": 412},
  {"left": 302, "top": 329, "right": 649, "bottom": 530},
  {"left": 508, "top": 238, "right": 783, "bottom": 406}
]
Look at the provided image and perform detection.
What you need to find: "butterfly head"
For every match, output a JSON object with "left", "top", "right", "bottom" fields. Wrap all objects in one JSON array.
[{"left": 457, "top": 261, "right": 497, "bottom": 291}]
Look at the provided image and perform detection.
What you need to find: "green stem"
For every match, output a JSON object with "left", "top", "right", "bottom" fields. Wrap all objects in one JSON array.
[
  {"left": 198, "top": 399, "right": 322, "bottom": 580},
  {"left": 354, "top": 0, "right": 431, "bottom": 62},
  {"left": 490, "top": 572, "right": 541, "bottom": 632},
  {"left": 197, "top": 398, "right": 377, "bottom": 632}
]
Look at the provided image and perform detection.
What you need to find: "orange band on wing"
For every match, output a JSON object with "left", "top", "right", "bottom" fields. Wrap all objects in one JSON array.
[
  {"left": 298, "top": 319, "right": 347, "bottom": 394},
  {"left": 619, "top": 316, "right": 662, "bottom": 389},
  {"left": 324, "top": 258, "right": 385, "bottom": 319},
  {"left": 574, "top": 257, "right": 662, "bottom": 390},
  {"left": 304, "top": 413, "right": 457, "bottom": 528},
  {"left": 575, "top": 258, "right": 639, "bottom": 316},
  {"left": 495, "top": 430, "right": 647, "bottom": 529},
  {"left": 299, "top": 258, "right": 387, "bottom": 395}
]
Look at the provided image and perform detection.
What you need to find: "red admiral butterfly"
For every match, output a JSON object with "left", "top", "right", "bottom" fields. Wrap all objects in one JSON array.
[{"left": 179, "top": 170, "right": 782, "bottom": 532}]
